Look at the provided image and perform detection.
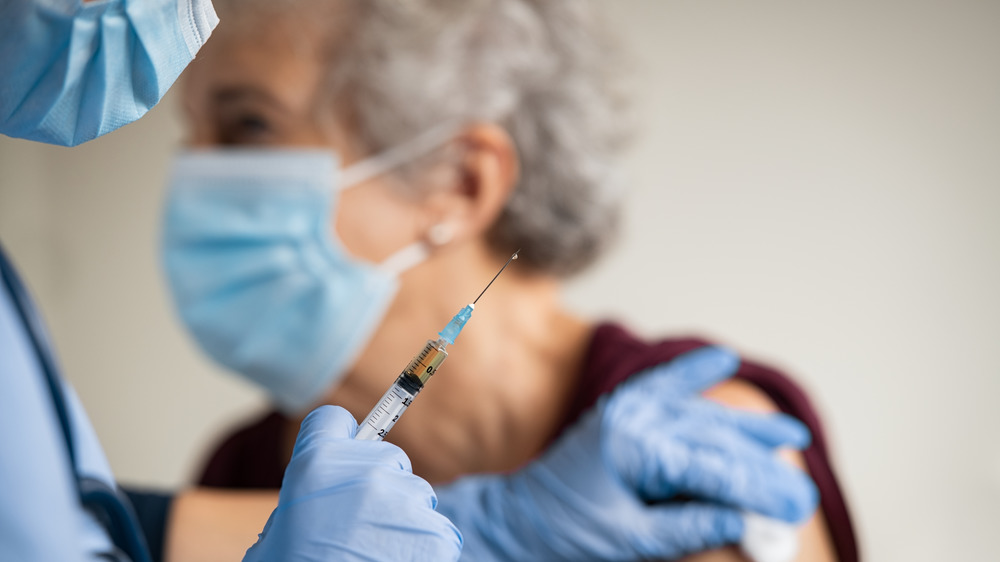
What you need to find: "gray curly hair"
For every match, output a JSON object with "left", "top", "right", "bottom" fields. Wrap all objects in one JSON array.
[{"left": 217, "top": 0, "right": 630, "bottom": 276}]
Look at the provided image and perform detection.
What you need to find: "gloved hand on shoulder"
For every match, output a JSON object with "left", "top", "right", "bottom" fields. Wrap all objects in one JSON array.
[
  {"left": 243, "top": 405, "right": 462, "bottom": 562},
  {"left": 434, "top": 346, "right": 818, "bottom": 561}
]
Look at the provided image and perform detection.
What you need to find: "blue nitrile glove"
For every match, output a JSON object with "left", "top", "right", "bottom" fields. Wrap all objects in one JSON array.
[
  {"left": 243, "top": 405, "right": 462, "bottom": 562},
  {"left": 434, "top": 347, "right": 818, "bottom": 561}
]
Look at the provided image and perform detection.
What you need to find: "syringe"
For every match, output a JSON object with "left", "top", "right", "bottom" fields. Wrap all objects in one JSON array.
[{"left": 355, "top": 251, "right": 519, "bottom": 441}]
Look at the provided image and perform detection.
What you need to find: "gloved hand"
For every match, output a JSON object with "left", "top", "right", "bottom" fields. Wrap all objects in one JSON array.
[
  {"left": 434, "top": 347, "right": 818, "bottom": 561},
  {"left": 243, "top": 405, "right": 462, "bottom": 562}
]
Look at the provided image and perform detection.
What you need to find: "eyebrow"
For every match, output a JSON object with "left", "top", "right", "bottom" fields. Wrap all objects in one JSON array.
[{"left": 212, "top": 85, "right": 291, "bottom": 115}]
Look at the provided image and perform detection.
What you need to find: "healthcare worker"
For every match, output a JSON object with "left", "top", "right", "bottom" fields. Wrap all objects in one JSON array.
[
  {"left": 0, "top": 0, "right": 819, "bottom": 561},
  {"left": 0, "top": 1, "right": 461, "bottom": 560}
]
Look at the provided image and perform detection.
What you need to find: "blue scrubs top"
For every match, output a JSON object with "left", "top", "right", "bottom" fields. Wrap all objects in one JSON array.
[
  {"left": 0, "top": 0, "right": 217, "bottom": 556},
  {"left": 0, "top": 264, "right": 119, "bottom": 559},
  {"left": 1, "top": 0, "right": 217, "bottom": 553}
]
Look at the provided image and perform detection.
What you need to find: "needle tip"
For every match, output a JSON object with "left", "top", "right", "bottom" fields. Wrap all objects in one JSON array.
[{"left": 472, "top": 250, "right": 521, "bottom": 305}]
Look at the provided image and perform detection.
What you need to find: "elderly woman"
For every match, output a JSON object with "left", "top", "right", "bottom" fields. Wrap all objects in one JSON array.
[{"left": 164, "top": 0, "right": 858, "bottom": 560}]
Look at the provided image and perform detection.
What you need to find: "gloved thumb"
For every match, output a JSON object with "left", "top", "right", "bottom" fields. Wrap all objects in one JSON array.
[
  {"left": 626, "top": 346, "right": 741, "bottom": 399},
  {"left": 292, "top": 405, "right": 359, "bottom": 456}
]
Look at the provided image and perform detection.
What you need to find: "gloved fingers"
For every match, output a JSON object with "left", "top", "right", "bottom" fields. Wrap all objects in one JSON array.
[
  {"left": 627, "top": 427, "right": 817, "bottom": 523},
  {"left": 676, "top": 433, "right": 818, "bottom": 523},
  {"left": 639, "top": 502, "right": 745, "bottom": 559},
  {"left": 281, "top": 449, "right": 437, "bottom": 517},
  {"left": 286, "top": 405, "right": 412, "bottom": 486},
  {"left": 293, "top": 405, "right": 359, "bottom": 455},
  {"left": 349, "top": 461, "right": 441, "bottom": 511},
  {"left": 652, "top": 398, "right": 811, "bottom": 451},
  {"left": 244, "top": 470, "right": 460, "bottom": 561},
  {"left": 624, "top": 347, "right": 741, "bottom": 399},
  {"left": 296, "top": 406, "right": 411, "bottom": 468},
  {"left": 727, "top": 410, "right": 812, "bottom": 450},
  {"left": 680, "top": 400, "right": 812, "bottom": 451},
  {"left": 246, "top": 414, "right": 458, "bottom": 561}
]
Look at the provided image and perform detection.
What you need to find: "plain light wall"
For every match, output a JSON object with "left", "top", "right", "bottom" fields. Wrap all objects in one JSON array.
[{"left": 1, "top": 1, "right": 997, "bottom": 560}]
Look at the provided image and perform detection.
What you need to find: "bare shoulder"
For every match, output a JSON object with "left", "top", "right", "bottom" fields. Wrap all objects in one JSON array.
[{"left": 702, "top": 378, "right": 779, "bottom": 415}]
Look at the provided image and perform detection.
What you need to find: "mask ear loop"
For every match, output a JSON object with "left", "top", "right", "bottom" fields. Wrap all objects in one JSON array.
[
  {"left": 344, "top": 121, "right": 465, "bottom": 276},
  {"left": 378, "top": 242, "right": 431, "bottom": 276},
  {"left": 338, "top": 121, "right": 466, "bottom": 188},
  {"left": 377, "top": 220, "right": 456, "bottom": 277}
]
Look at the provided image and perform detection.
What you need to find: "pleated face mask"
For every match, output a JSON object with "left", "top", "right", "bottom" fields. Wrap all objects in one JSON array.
[{"left": 161, "top": 126, "right": 456, "bottom": 413}]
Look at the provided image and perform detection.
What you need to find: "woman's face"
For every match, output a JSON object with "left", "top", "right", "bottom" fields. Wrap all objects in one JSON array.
[{"left": 181, "top": 19, "right": 432, "bottom": 264}]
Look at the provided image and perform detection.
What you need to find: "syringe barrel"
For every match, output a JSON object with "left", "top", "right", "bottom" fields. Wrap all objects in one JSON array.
[
  {"left": 403, "top": 338, "right": 449, "bottom": 384},
  {"left": 354, "top": 339, "right": 448, "bottom": 441},
  {"left": 355, "top": 373, "right": 423, "bottom": 441}
]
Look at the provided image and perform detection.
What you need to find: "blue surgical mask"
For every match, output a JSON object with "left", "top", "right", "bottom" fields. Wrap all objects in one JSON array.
[
  {"left": 161, "top": 128, "right": 455, "bottom": 413},
  {"left": 1, "top": 0, "right": 217, "bottom": 146}
]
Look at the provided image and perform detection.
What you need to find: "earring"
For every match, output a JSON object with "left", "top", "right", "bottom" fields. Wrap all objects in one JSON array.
[{"left": 427, "top": 222, "right": 455, "bottom": 246}]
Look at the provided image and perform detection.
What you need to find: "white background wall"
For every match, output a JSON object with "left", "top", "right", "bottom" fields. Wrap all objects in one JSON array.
[{"left": 1, "top": 1, "right": 997, "bottom": 560}]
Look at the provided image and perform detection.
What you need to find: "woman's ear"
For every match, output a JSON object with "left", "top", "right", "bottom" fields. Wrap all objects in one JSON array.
[{"left": 418, "top": 123, "right": 519, "bottom": 245}]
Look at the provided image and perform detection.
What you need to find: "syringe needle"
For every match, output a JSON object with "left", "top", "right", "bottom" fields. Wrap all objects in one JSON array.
[{"left": 473, "top": 249, "right": 520, "bottom": 305}]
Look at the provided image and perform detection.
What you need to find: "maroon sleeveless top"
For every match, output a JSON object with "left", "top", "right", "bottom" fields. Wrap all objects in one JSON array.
[{"left": 198, "top": 322, "right": 859, "bottom": 561}]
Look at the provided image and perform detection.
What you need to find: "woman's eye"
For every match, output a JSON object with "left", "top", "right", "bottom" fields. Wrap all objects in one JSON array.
[
  {"left": 238, "top": 115, "right": 270, "bottom": 134},
  {"left": 219, "top": 113, "right": 274, "bottom": 145}
]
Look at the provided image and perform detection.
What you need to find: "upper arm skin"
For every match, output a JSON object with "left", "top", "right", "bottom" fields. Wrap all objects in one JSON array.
[{"left": 678, "top": 379, "right": 838, "bottom": 562}]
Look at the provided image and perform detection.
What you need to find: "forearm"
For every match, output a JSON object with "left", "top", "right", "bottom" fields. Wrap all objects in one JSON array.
[{"left": 164, "top": 488, "right": 277, "bottom": 562}]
